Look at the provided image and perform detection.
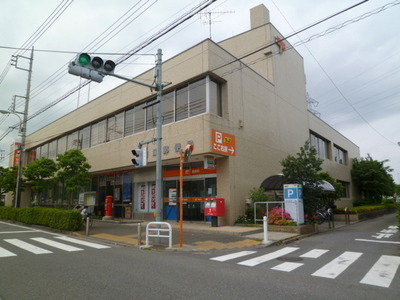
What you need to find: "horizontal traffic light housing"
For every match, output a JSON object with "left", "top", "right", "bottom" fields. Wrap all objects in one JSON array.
[{"left": 68, "top": 53, "right": 116, "bottom": 83}]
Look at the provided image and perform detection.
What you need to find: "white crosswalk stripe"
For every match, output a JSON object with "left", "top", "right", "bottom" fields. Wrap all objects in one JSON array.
[
  {"left": 209, "top": 248, "right": 400, "bottom": 288},
  {"left": 55, "top": 236, "right": 111, "bottom": 249},
  {"left": 5, "top": 239, "right": 53, "bottom": 254},
  {"left": 360, "top": 255, "right": 400, "bottom": 288},
  {"left": 0, "top": 246, "right": 17, "bottom": 257},
  {"left": 238, "top": 247, "right": 299, "bottom": 267},
  {"left": 1, "top": 236, "right": 111, "bottom": 258},
  {"left": 311, "top": 251, "right": 363, "bottom": 279},
  {"left": 30, "top": 237, "right": 84, "bottom": 252}
]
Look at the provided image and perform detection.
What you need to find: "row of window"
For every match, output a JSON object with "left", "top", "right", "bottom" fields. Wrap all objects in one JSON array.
[
  {"left": 310, "top": 132, "right": 347, "bottom": 165},
  {"left": 28, "top": 77, "right": 222, "bottom": 162}
]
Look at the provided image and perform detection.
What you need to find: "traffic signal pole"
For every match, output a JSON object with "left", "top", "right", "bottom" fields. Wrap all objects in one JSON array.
[{"left": 68, "top": 49, "right": 168, "bottom": 222}]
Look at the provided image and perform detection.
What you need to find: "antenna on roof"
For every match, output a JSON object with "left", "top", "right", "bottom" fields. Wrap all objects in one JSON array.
[{"left": 199, "top": 10, "right": 235, "bottom": 39}]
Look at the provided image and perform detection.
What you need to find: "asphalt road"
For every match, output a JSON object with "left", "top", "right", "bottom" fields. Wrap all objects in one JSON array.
[{"left": 0, "top": 214, "right": 398, "bottom": 300}]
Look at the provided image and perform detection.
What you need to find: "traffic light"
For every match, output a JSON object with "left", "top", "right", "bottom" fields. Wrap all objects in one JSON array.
[
  {"left": 68, "top": 53, "right": 116, "bottom": 83},
  {"left": 131, "top": 149, "right": 143, "bottom": 167}
]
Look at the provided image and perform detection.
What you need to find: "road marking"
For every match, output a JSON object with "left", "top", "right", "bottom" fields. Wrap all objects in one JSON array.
[
  {"left": 300, "top": 249, "right": 329, "bottom": 258},
  {"left": 312, "top": 251, "right": 363, "bottom": 279},
  {"left": 55, "top": 236, "right": 111, "bottom": 249},
  {"left": 271, "top": 262, "right": 303, "bottom": 272},
  {"left": 31, "top": 238, "right": 83, "bottom": 252},
  {"left": 0, "top": 246, "right": 17, "bottom": 258},
  {"left": 4, "top": 239, "right": 53, "bottom": 254},
  {"left": 238, "top": 247, "right": 299, "bottom": 267},
  {"left": 210, "top": 251, "right": 256, "bottom": 262},
  {"left": 0, "top": 231, "right": 36, "bottom": 234},
  {"left": 360, "top": 255, "right": 400, "bottom": 288},
  {"left": 355, "top": 239, "right": 400, "bottom": 245}
]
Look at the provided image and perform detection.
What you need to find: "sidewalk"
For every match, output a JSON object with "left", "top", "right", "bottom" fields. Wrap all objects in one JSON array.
[{"left": 72, "top": 218, "right": 350, "bottom": 251}]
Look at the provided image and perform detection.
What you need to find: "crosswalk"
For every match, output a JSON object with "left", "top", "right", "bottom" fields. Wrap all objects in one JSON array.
[
  {"left": 0, "top": 236, "right": 111, "bottom": 258},
  {"left": 209, "top": 247, "right": 400, "bottom": 288}
]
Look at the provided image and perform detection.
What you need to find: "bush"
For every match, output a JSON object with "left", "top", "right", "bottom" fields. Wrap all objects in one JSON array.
[{"left": 0, "top": 206, "right": 83, "bottom": 231}]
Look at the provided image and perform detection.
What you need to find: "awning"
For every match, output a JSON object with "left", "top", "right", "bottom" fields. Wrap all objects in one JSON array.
[{"left": 260, "top": 174, "right": 335, "bottom": 192}]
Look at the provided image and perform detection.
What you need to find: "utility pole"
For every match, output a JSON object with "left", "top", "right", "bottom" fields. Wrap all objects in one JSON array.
[
  {"left": 12, "top": 47, "right": 33, "bottom": 208},
  {"left": 155, "top": 49, "right": 163, "bottom": 222}
]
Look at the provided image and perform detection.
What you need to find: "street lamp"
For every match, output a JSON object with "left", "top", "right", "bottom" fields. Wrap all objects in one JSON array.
[{"left": 0, "top": 109, "right": 27, "bottom": 208}]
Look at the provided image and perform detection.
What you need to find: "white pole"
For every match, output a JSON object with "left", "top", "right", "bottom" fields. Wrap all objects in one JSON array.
[{"left": 263, "top": 216, "right": 268, "bottom": 244}]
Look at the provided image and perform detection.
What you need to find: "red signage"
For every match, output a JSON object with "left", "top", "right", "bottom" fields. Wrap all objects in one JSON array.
[
  {"left": 212, "top": 130, "right": 236, "bottom": 156},
  {"left": 13, "top": 143, "right": 21, "bottom": 167}
]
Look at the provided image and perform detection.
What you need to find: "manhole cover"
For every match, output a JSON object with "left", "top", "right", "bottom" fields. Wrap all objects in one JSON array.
[{"left": 276, "top": 256, "right": 303, "bottom": 262}]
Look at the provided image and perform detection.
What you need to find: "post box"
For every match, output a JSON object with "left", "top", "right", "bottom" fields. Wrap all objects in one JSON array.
[
  {"left": 105, "top": 195, "right": 113, "bottom": 218},
  {"left": 204, "top": 198, "right": 225, "bottom": 217}
]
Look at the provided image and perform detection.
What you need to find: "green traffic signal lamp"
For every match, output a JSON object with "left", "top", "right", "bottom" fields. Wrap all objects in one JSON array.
[{"left": 78, "top": 53, "right": 91, "bottom": 66}]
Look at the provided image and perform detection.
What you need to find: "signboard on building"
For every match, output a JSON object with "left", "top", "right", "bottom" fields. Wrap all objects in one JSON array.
[
  {"left": 169, "top": 188, "right": 177, "bottom": 206},
  {"left": 211, "top": 130, "right": 236, "bottom": 156}
]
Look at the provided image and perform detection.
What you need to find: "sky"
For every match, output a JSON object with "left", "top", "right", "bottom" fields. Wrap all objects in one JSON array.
[{"left": 0, "top": 0, "right": 399, "bottom": 183}]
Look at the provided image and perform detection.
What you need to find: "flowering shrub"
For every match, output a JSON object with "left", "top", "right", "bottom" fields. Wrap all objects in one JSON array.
[
  {"left": 267, "top": 206, "right": 296, "bottom": 226},
  {"left": 304, "top": 213, "right": 317, "bottom": 225}
]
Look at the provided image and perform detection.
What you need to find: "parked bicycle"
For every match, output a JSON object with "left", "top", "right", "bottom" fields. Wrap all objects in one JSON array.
[
  {"left": 315, "top": 206, "right": 335, "bottom": 225},
  {"left": 74, "top": 205, "right": 94, "bottom": 228}
]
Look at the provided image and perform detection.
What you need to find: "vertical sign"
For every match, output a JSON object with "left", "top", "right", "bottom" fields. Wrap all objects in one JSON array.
[
  {"left": 283, "top": 184, "right": 304, "bottom": 224},
  {"left": 139, "top": 184, "right": 147, "bottom": 211},
  {"left": 13, "top": 142, "right": 21, "bottom": 167},
  {"left": 150, "top": 183, "right": 157, "bottom": 211},
  {"left": 212, "top": 130, "right": 236, "bottom": 156},
  {"left": 169, "top": 188, "right": 177, "bottom": 206}
]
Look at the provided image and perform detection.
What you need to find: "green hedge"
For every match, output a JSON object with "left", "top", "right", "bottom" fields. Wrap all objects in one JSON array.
[
  {"left": 0, "top": 206, "right": 83, "bottom": 231},
  {"left": 334, "top": 204, "right": 395, "bottom": 215}
]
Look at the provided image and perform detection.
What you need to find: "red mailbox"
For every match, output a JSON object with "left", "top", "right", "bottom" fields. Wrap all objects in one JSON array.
[
  {"left": 204, "top": 198, "right": 225, "bottom": 217},
  {"left": 105, "top": 195, "right": 113, "bottom": 218}
]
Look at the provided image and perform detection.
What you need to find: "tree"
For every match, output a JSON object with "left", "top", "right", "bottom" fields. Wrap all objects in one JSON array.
[
  {"left": 56, "top": 149, "right": 92, "bottom": 207},
  {"left": 24, "top": 157, "right": 58, "bottom": 204},
  {"left": 351, "top": 155, "right": 395, "bottom": 203},
  {"left": 0, "top": 166, "right": 19, "bottom": 205},
  {"left": 318, "top": 172, "right": 344, "bottom": 205},
  {"left": 281, "top": 140, "right": 324, "bottom": 212}
]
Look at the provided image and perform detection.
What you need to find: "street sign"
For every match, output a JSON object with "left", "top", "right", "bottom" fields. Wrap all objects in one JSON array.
[{"left": 212, "top": 129, "right": 236, "bottom": 156}]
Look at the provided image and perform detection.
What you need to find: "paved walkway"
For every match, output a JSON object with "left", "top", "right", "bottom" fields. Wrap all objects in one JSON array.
[{"left": 73, "top": 218, "right": 348, "bottom": 251}]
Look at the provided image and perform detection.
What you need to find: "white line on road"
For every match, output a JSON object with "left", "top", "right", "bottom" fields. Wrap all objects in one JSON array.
[
  {"left": 360, "top": 255, "right": 400, "bottom": 288},
  {"left": 0, "top": 246, "right": 17, "bottom": 258},
  {"left": 55, "top": 236, "right": 111, "bottom": 249},
  {"left": 0, "top": 231, "right": 36, "bottom": 234},
  {"left": 31, "top": 238, "right": 83, "bottom": 252},
  {"left": 300, "top": 249, "right": 329, "bottom": 258},
  {"left": 210, "top": 251, "right": 256, "bottom": 262},
  {"left": 4, "top": 239, "right": 53, "bottom": 254},
  {"left": 238, "top": 247, "right": 299, "bottom": 267},
  {"left": 271, "top": 262, "right": 304, "bottom": 272},
  {"left": 312, "top": 251, "right": 363, "bottom": 279},
  {"left": 355, "top": 239, "right": 400, "bottom": 245}
]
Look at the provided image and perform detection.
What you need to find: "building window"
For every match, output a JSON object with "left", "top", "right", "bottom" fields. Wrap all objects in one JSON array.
[
  {"left": 28, "top": 149, "right": 37, "bottom": 163},
  {"left": 209, "top": 78, "right": 222, "bottom": 116},
  {"left": 57, "top": 136, "right": 67, "bottom": 155},
  {"left": 337, "top": 180, "right": 349, "bottom": 198},
  {"left": 134, "top": 103, "right": 145, "bottom": 133},
  {"left": 124, "top": 108, "right": 134, "bottom": 136},
  {"left": 40, "top": 143, "right": 49, "bottom": 158},
  {"left": 176, "top": 86, "right": 189, "bottom": 121},
  {"left": 48, "top": 140, "right": 57, "bottom": 159},
  {"left": 67, "top": 131, "right": 79, "bottom": 150},
  {"left": 334, "top": 145, "right": 347, "bottom": 165},
  {"left": 162, "top": 91, "right": 175, "bottom": 125},
  {"left": 91, "top": 120, "right": 106, "bottom": 147},
  {"left": 107, "top": 112, "right": 124, "bottom": 141},
  {"left": 189, "top": 78, "right": 206, "bottom": 117},
  {"left": 310, "top": 132, "right": 329, "bottom": 159},
  {"left": 80, "top": 126, "right": 91, "bottom": 149},
  {"left": 146, "top": 99, "right": 157, "bottom": 130}
]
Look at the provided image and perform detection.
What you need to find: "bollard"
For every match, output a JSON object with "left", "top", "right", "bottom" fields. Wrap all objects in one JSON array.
[
  {"left": 137, "top": 223, "right": 142, "bottom": 246},
  {"left": 263, "top": 216, "right": 268, "bottom": 244},
  {"left": 85, "top": 216, "right": 89, "bottom": 236}
]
